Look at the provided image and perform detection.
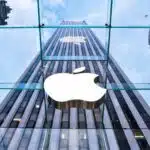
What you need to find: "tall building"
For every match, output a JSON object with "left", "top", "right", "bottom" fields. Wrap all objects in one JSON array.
[
  {"left": 0, "top": 0, "right": 11, "bottom": 25},
  {"left": 0, "top": 21, "right": 150, "bottom": 150}
]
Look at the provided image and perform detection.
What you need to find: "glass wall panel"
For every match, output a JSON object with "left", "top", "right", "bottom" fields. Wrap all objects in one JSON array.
[
  {"left": 112, "top": 0, "right": 150, "bottom": 26},
  {"left": 0, "top": 0, "right": 150, "bottom": 149},
  {"left": 0, "top": 29, "right": 42, "bottom": 88},
  {"left": 41, "top": 28, "right": 108, "bottom": 60},
  {"left": 109, "top": 28, "right": 150, "bottom": 90},
  {"left": 40, "top": 0, "right": 109, "bottom": 26}
]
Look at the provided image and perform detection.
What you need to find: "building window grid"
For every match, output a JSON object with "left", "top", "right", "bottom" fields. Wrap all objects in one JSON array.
[{"left": 0, "top": 0, "right": 150, "bottom": 149}]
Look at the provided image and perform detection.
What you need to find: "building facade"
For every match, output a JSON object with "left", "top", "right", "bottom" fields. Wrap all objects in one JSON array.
[{"left": 0, "top": 21, "right": 150, "bottom": 150}]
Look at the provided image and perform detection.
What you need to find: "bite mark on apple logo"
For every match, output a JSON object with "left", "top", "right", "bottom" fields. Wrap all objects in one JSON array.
[{"left": 44, "top": 67, "right": 106, "bottom": 109}]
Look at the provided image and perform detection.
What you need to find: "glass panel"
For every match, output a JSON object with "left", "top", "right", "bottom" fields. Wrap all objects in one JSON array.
[
  {"left": 41, "top": 28, "right": 108, "bottom": 60},
  {"left": 0, "top": 29, "right": 41, "bottom": 86},
  {"left": 112, "top": 0, "right": 150, "bottom": 26},
  {"left": 109, "top": 28, "right": 150, "bottom": 90},
  {"left": 0, "top": 0, "right": 38, "bottom": 26},
  {"left": 0, "top": 1, "right": 150, "bottom": 150},
  {"left": 40, "top": 0, "right": 109, "bottom": 26}
]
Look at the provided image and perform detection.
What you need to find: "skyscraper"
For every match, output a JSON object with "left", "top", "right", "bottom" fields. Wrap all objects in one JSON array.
[{"left": 0, "top": 21, "right": 150, "bottom": 150}]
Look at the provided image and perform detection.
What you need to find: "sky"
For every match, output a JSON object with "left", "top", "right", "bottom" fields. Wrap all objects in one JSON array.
[{"left": 0, "top": 0, "right": 150, "bottom": 105}]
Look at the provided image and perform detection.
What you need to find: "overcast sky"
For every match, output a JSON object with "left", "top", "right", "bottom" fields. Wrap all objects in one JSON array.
[{"left": 0, "top": 0, "right": 150, "bottom": 105}]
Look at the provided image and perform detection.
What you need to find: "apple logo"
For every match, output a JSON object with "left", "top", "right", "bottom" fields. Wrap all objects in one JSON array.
[
  {"left": 59, "top": 36, "right": 86, "bottom": 45},
  {"left": 44, "top": 67, "right": 106, "bottom": 109}
]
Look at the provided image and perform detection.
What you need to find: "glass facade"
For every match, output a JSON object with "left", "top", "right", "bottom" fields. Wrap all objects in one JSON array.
[{"left": 0, "top": 0, "right": 150, "bottom": 149}]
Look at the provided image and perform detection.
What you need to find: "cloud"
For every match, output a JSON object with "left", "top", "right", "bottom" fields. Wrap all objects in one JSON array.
[
  {"left": 86, "top": 13, "right": 106, "bottom": 25},
  {"left": 42, "top": 10, "right": 58, "bottom": 25},
  {"left": 7, "top": 0, "right": 38, "bottom": 25},
  {"left": 48, "top": 0, "right": 65, "bottom": 7},
  {"left": 41, "top": 0, "right": 65, "bottom": 25},
  {"left": 112, "top": 0, "right": 150, "bottom": 25},
  {"left": 7, "top": 0, "right": 35, "bottom": 9},
  {"left": 113, "top": 0, "right": 136, "bottom": 16}
]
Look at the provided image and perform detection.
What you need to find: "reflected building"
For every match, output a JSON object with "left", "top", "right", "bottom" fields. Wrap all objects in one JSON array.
[
  {"left": 0, "top": 0, "right": 11, "bottom": 25},
  {"left": 0, "top": 21, "right": 150, "bottom": 149}
]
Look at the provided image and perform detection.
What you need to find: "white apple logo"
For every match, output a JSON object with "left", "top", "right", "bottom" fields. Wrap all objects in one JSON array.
[
  {"left": 59, "top": 36, "right": 86, "bottom": 45},
  {"left": 44, "top": 67, "right": 106, "bottom": 107}
]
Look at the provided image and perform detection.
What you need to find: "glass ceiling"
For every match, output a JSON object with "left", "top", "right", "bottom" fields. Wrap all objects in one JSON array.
[
  {"left": 0, "top": 1, "right": 150, "bottom": 150},
  {"left": 0, "top": 0, "right": 150, "bottom": 105}
]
